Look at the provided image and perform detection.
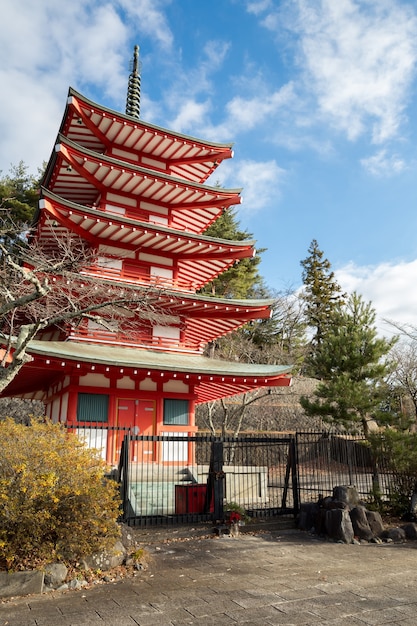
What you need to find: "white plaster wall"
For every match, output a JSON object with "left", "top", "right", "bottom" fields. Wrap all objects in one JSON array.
[
  {"left": 153, "top": 325, "right": 180, "bottom": 341},
  {"left": 116, "top": 376, "right": 135, "bottom": 389},
  {"left": 139, "top": 377, "right": 157, "bottom": 391},
  {"left": 163, "top": 380, "right": 189, "bottom": 393},
  {"left": 79, "top": 373, "right": 110, "bottom": 388},
  {"left": 60, "top": 392, "right": 69, "bottom": 423},
  {"left": 51, "top": 398, "right": 61, "bottom": 423}
]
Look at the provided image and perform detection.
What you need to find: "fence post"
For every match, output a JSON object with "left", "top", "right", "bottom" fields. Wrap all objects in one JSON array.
[
  {"left": 120, "top": 434, "right": 130, "bottom": 522},
  {"left": 207, "top": 440, "right": 225, "bottom": 521},
  {"left": 291, "top": 435, "right": 300, "bottom": 516}
]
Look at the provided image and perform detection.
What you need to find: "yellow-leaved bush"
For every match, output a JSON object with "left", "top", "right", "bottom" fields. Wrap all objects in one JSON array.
[{"left": 0, "top": 418, "right": 121, "bottom": 571}]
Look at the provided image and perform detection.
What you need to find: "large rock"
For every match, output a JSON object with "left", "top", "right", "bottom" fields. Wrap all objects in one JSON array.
[
  {"left": 81, "top": 540, "right": 126, "bottom": 571},
  {"left": 365, "top": 510, "right": 385, "bottom": 537},
  {"left": 381, "top": 527, "right": 407, "bottom": 543},
  {"left": 298, "top": 502, "right": 320, "bottom": 531},
  {"left": 0, "top": 570, "right": 44, "bottom": 599},
  {"left": 400, "top": 523, "right": 417, "bottom": 540},
  {"left": 332, "top": 485, "right": 360, "bottom": 508},
  {"left": 325, "top": 508, "right": 354, "bottom": 543},
  {"left": 350, "top": 506, "right": 374, "bottom": 541},
  {"left": 315, "top": 508, "right": 327, "bottom": 536},
  {"left": 44, "top": 563, "right": 68, "bottom": 587}
]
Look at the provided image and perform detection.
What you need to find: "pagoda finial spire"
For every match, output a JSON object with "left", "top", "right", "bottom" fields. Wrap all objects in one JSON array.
[{"left": 125, "top": 45, "right": 141, "bottom": 119}]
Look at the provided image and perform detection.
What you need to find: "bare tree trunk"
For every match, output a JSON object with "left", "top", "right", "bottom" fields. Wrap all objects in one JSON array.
[{"left": 206, "top": 401, "right": 217, "bottom": 436}]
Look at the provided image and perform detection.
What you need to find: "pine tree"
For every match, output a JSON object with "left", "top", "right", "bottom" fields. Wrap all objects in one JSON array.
[
  {"left": 0, "top": 162, "right": 42, "bottom": 249},
  {"left": 300, "top": 239, "right": 345, "bottom": 376},
  {"left": 200, "top": 208, "right": 265, "bottom": 298},
  {"left": 300, "top": 292, "right": 397, "bottom": 436},
  {"left": 0, "top": 162, "right": 40, "bottom": 224}
]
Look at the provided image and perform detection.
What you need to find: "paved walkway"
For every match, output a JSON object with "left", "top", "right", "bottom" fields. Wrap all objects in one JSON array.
[{"left": 1, "top": 528, "right": 417, "bottom": 625}]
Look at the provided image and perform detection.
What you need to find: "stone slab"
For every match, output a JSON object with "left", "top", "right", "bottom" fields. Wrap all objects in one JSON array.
[{"left": 0, "top": 569, "right": 44, "bottom": 598}]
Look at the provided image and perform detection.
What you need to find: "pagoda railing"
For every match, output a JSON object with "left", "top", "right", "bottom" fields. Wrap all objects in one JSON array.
[
  {"left": 81, "top": 265, "right": 197, "bottom": 293},
  {"left": 67, "top": 325, "right": 202, "bottom": 352}
]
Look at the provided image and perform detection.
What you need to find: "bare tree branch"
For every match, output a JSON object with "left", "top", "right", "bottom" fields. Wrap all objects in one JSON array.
[{"left": 0, "top": 215, "right": 174, "bottom": 394}]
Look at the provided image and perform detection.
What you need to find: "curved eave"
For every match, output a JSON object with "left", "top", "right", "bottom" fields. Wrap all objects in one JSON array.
[
  {"left": 38, "top": 190, "right": 255, "bottom": 292},
  {"left": 0, "top": 340, "right": 292, "bottom": 404},
  {"left": 143, "top": 291, "right": 274, "bottom": 348},
  {"left": 61, "top": 88, "right": 234, "bottom": 184},
  {"left": 76, "top": 277, "right": 273, "bottom": 345},
  {"left": 45, "top": 135, "right": 241, "bottom": 234},
  {"left": 155, "top": 292, "right": 273, "bottom": 347}
]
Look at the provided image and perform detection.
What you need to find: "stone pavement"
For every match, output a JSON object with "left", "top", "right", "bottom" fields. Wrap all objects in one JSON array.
[{"left": 2, "top": 527, "right": 417, "bottom": 625}]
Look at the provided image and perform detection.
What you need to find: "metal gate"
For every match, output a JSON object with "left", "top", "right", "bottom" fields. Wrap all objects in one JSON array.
[{"left": 117, "top": 433, "right": 299, "bottom": 527}]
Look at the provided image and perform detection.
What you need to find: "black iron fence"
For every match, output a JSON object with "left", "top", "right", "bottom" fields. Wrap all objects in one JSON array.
[
  {"left": 295, "top": 431, "right": 388, "bottom": 504},
  {"left": 71, "top": 426, "right": 400, "bottom": 527},
  {"left": 116, "top": 433, "right": 298, "bottom": 526},
  {"left": 295, "top": 431, "right": 401, "bottom": 502}
]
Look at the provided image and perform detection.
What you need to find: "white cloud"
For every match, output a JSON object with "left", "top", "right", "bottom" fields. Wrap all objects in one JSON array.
[
  {"left": 193, "top": 82, "right": 295, "bottom": 143},
  {"left": 246, "top": 0, "right": 274, "bottom": 16},
  {"left": 118, "top": 0, "right": 174, "bottom": 49},
  {"left": 336, "top": 259, "right": 417, "bottom": 335},
  {"left": 159, "top": 39, "right": 230, "bottom": 135},
  {"left": 175, "top": 40, "right": 230, "bottom": 99},
  {"left": 0, "top": 0, "right": 174, "bottom": 175},
  {"left": 169, "top": 100, "right": 212, "bottom": 134},
  {"left": 293, "top": 0, "right": 417, "bottom": 143},
  {"left": 225, "top": 83, "right": 295, "bottom": 132},
  {"left": 243, "top": 0, "right": 417, "bottom": 169},
  {"left": 202, "top": 40, "right": 231, "bottom": 73},
  {"left": 360, "top": 150, "right": 407, "bottom": 177},
  {"left": 213, "top": 159, "right": 286, "bottom": 214}
]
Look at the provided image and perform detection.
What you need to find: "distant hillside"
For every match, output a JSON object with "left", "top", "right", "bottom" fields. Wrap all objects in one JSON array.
[{"left": 196, "top": 377, "right": 327, "bottom": 433}]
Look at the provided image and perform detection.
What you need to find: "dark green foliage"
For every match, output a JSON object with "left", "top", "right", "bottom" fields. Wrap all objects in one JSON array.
[
  {"left": 300, "top": 292, "right": 397, "bottom": 435},
  {"left": 200, "top": 208, "right": 265, "bottom": 298},
  {"left": 300, "top": 239, "right": 345, "bottom": 375},
  {"left": 0, "top": 162, "right": 41, "bottom": 235},
  {"left": 369, "top": 430, "right": 417, "bottom": 516},
  {"left": 201, "top": 208, "right": 306, "bottom": 366}
]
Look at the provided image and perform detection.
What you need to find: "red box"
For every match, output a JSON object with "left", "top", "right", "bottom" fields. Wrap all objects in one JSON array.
[{"left": 175, "top": 484, "right": 211, "bottom": 514}]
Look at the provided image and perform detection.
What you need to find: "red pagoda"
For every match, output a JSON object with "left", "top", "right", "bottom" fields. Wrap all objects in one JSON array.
[{"left": 2, "top": 47, "right": 291, "bottom": 463}]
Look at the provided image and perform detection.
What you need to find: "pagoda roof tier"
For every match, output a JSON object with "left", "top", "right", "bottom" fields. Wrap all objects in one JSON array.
[
  {"left": 1, "top": 340, "right": 292, "bottom": 404},
  {"left": 67, "top": 284, "right": 275, "bottom": 351},
  {"left": 146, "top": 292, "right": 273, "bottom": 351},
  {"left": 38, "top": 190, "right": 255, "bottom": 292},
  {"left": 43, "top": 136, "right": 241, "bottom": 234},
  {"left": 59, "top": 88, "right": 233, "bottom": 184}
]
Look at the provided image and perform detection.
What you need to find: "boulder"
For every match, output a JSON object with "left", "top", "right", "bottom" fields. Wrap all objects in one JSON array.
[
  {"left": 365, "top": 510, "right": 385, "bottom": 537},
  {"left": 326, "top": 500, "right": 349, "bottom": 510},
  {"left": 381, "top": 527, "right": 406, "bottom": 543},
  {"left": 325, "top": 508, "right": 354, "bottom": 543},
  {"left": 400, "top": 523, "right": 417, "bottom": 540},
  {"left": 81, "top": 540, "right": 126, "bottom": 571},
  {"left": 315, "top": 508, "right": 327, "bottom": 536},
  {"left": 68, "top": 578, "right": 88, "bottom": 590},
  {"left": 350, "top": 506, "right": 374, "bottom": 541},
  {"left": 44, "top": 563, "right": 68, "bottom": 587},
  {"left": 298, "top": 502, "right": 320, "bottom": 531},
  {"left": 332, "top": 485, "right": 360, "bottom": 508},
  {"left": 318, "top": 496, "right": 333, "bottom": 509},
  {"left": 119, "top": 523, "right": 137, "bottom": 550}
]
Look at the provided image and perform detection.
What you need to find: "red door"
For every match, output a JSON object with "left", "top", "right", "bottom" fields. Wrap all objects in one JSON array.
[{"left": 115, "top": 399, "right": 155, "bottom": 463}]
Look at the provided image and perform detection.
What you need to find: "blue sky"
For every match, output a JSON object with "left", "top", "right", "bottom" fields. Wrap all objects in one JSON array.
[{"left": 2, "top": 0, "right": 417, "bottom": 335}]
